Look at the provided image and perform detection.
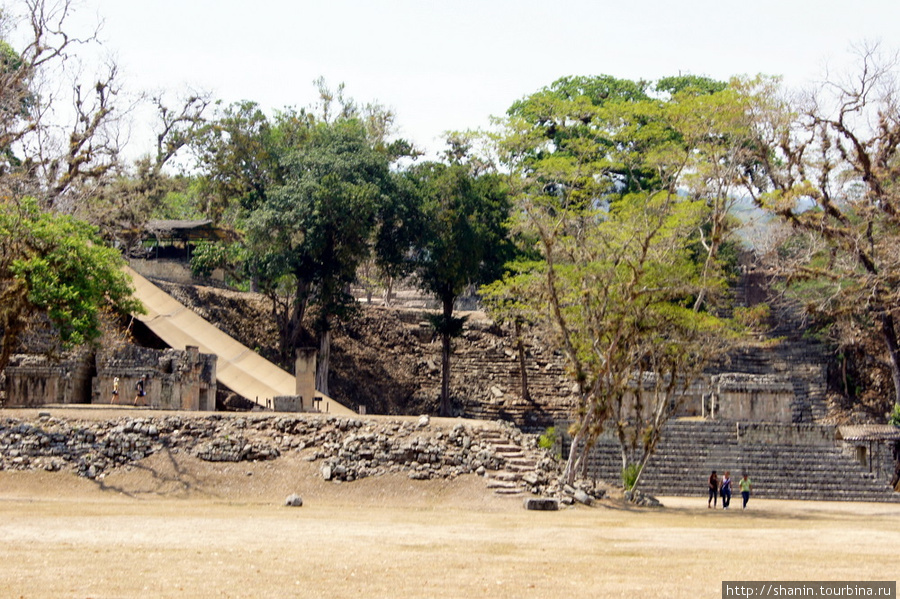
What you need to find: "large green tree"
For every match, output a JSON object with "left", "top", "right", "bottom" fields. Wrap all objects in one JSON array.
[
  {"left": 406, "top": 160, "right": 513, "bottom": 417},
  {"left": 189, "top": 88, "right": 418, "bottom": 398},
  {"left": 494, "top": 75, "right": 752, "bottom": 488},
  {"left": 0, "top": 197, "right": 143, "bottom": 373},
  {"left": 244, "top": 116, "right": 403, "bottom": 395}
]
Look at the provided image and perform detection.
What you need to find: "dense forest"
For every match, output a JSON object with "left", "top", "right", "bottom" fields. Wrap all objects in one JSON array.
[{"left": 3, "top": 1, "right": 900, "bottom": 484}]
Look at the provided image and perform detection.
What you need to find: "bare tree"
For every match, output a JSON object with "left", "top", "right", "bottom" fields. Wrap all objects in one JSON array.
[
  {"left": 750, "top": 45, "right": 900, "bottom": 410},
  {"left": 1, "top": 0, "right": 125, "bottom": 210}
]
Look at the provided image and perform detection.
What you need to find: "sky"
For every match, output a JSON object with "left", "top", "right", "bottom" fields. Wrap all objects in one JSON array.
[{"left": 64, "top": 0, "right": 900, "bottom": 158}]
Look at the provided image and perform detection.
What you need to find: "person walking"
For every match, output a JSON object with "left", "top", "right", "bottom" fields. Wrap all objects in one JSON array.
[
  {"left": 133, "top": 375, "right": 147, "bottom": 407},
  {"left": 708, "top": 471, "right": 718, "bottom": 508},
  {"left": 720, "top": 471, "right": 732, "bottom": 510},
  {"left": 739, "top": 473, "right": 752, "bottom": 509},
  {"left": 110, "top": 377, "right": 120, "bottom": 404}
]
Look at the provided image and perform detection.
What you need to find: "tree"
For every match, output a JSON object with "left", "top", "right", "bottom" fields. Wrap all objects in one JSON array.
[
  {"left": 0, "top": 197, "right": 142, "bottom": 373},
  {"left": 190, "top": 100, "right": 289, "bottom": 224},
  {"left": 75, "top": 92, "right": 211, "bottom": 248},
  {"left": 748, "top": 47, "right": 900, "bottom": 417},
  {"left": 189, "top": 86, "right": 417, "bottom": 398},
  {"left": 245, "top": 116, "right": 399, "bottom": 395},
  {"left": 494, "top": 75, "right": 749, "bottom": 489},
  {"left": 481, "top": 262, "right": 544, "bottom": 403},
  {"left": 0, "top": 1, "right": 156, "bottom": 375},
  {"left": 406, "top": 160, "right": 513, "bottom": 417},
  {"left": 0, "top": 0, "right": 128, "bottom": 212}
]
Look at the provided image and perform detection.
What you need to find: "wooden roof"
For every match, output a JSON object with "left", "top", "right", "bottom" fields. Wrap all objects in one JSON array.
[{"left": 144, "top": 219, "right": 237, "bottom": 242}]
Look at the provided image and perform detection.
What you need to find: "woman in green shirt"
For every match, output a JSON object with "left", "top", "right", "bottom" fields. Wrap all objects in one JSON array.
[{"left": 739, "top": 473, "right": 752, "bottom": 509}]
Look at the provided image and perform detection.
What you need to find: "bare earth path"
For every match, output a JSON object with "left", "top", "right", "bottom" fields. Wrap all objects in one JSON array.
[{"left": 1, "top": 447, "right": 898, "bottom": 599}]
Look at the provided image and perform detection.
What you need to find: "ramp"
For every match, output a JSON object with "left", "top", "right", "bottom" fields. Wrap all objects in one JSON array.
[{"left": 125, "top": 266, "right": 353, "bottom": 415}]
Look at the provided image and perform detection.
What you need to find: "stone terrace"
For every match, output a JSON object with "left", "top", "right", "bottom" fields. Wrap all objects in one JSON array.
[{"left": 583, "top": 420, "right": 900, "bottom": 503}]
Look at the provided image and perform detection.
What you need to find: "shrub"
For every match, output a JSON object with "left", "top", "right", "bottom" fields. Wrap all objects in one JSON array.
[
  {"left": 538, "top": 426, "right": 557, "bottom": 450},
  {"left": 622, "top": 463, "right": 642, "bottom": 491},
  {"left": 889, "top": 403, "right": 900, "bottom": 427}
]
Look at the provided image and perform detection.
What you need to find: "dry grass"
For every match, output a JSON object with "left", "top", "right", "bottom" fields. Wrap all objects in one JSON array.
[{"left": 1, "top": 447, "right": 898, "bottom": 599}]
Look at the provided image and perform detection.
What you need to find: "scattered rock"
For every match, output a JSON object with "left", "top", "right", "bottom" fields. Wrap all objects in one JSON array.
[
  {"left": 625, "top": 490, "right": 663, "bottom": 508},
  {"left": 573, "top": 489, "right": 593, "bottom": 506},
  {"left": 284, "top": 494, "right": 303, "bottom": 507}
]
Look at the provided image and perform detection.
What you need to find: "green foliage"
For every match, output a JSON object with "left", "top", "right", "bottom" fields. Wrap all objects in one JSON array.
[
  {"left": 191, "top": 101, "right": 292, "bottom": 222},
  {"left": 407, "top": 162, "right": 514, "bottom": 303},
  {"left": 238, "top": 113, "right": 403, "bottom": 361},
  {"left": 495, "top": 74, "right": 754, "bottom": 485},
  {"left": 538, "top": 426, "right": 558, "bottom": 451},
  {"left": 480, "top": 253, "right": 545, "bottom": 318},
  {"left": 403, "top": 159, "right": 514, "bottom": 416},
  {"left": 889, "top": 404, "right": 900, "bottom": 427},
  {"left": 733, "top": 303, "right": 772, "bottom": 331},
  {"left": 0, "top": 198, "right": 142, "bottom": 368},
  {"left": 190, "top": 241, "right": 245, "bottom": 281},
  {"left": 655, "top": 75, "right": 727, "bottom": 96},
  {"left": 152, "top": 179, "right": 207, "bottom": 221},
  {"left": 622, "top": 463, "right": 642, "bottom": 491}
]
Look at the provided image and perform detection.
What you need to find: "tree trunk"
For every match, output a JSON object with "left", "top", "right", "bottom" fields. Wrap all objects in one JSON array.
[
  {"left": 439, "top": 296, "right": 453, "bottom": 417},
  {"left": 383, "top": 276, "right": 394, "bottom": 307},
  {"left": 281, "top": 280, "right": 310, "bottom": 362},
  {"left": 316, "top": 329, "right": 332, "bottom": 397},
  {"left": 514, "top": 318, "right": 531, "bottom": 403},
  {"left": 880, "top": 313, "right": 900, "bottom": 405},
  {"left": 563, "top": 398, "right": 597, "bottom": 485}
]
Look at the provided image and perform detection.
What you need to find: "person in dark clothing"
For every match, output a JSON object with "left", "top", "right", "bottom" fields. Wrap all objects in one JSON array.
[
  {"left": 707, "top": 471, "right": 718, "bottom": 508},
  {"left": 133, "top": 375, "right": 147, "bottom": 407}
]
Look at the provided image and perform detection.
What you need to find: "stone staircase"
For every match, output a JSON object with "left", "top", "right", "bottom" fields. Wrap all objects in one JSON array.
[
  {"left": 455, "top": 343, "right": 575, "bottom": 430},
  {"left": 584, "top": 420, "right": 900, "bottom": 503},
  {"left": 476, "top": 428, "right": 545, "bottom": 496}
]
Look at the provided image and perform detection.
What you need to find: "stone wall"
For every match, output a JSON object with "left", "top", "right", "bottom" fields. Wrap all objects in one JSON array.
[
  {"left": 736, "top": 422, "right": 837, "bottom": 446},
  {"left": 704, "top": 374, "right": 795, "bottom": 422},
  {"left": 576, "top": 419, "right": 899, "bottom": 502},
  {"left": 2, "top": 352, "right": 94, "bottom": 407},
  {"left": 3, "top": 345, "right": 216, "bottom": 411},
  {"left": 840, "top": 440, "right": 898, "bottom": 483},
  {"left": 0, "top": 413, "right": 558, "bottom": 494},
  {"left": 94, "top": 345, "right": 217, "bottom": 411}
]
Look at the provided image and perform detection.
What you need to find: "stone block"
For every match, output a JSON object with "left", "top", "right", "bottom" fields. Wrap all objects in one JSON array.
[
  {"left": 273, "top": 396, "right": 302, "bottom": 412},
  {"left": 524, "top": 497, "right": 559, "bottom": 511}
]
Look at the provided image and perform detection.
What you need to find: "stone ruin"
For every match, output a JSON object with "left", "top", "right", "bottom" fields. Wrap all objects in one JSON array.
[
  {"left": 2, "top": 344, "right": 217, "bottom": 411},
  {"left": 2, "top": 351, "right": 94, "bottom": 408}
]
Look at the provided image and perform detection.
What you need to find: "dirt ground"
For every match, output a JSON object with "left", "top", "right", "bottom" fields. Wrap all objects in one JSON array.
[{"left": 2, "top": 433, "right": 899, "bottom": 599}]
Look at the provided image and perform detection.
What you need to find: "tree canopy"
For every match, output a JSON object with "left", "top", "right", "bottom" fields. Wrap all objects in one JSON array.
[
  {"left": 492, "top": 74, "right": 751, "bottom": 486},
  {"left": 0, "top": 197, "right": 142, "bottom": 372},
  {"left": 405, "top": 159, "right": 514, "bottom": 416}
]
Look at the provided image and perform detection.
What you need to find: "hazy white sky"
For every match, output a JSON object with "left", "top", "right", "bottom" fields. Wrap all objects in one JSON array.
[{"left": 68, "top": 0, "right": 900, "bottom": 156}]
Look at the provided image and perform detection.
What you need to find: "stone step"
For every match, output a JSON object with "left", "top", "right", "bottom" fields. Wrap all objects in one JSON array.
[
  {"left": 486, "top": 479, "right": 521, "bottom": 491},
  {"left": 490, "top": 471, "right": 522, "bottom": 482},
  {"left": 582, "top": 420, "right": 899, "bottom": 503},
  {"left": 493, "top": 487, "right": 525, "bottom": 496}
]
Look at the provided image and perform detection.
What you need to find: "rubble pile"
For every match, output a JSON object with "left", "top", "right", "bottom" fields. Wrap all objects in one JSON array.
[{"left": 0, "top": 414, "right": 560, "bottom": 493}]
